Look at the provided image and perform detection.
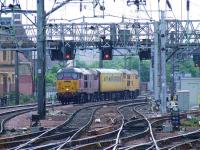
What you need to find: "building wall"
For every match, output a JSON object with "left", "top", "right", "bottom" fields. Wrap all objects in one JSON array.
[
  {"left": 0, "top": 15, "right": 33, "bottom": 96},
  {"left": 178, "top": 78, "right": 200, "bottom": 109},
  {"left": 19, "top": 75, "right": 33, "bottom": 95},
  {"left": 0, "top": 51, "right": 15, "bottom": 96},
  {"left": 0, "top": 51, "right": 33, "bottom": 96}
]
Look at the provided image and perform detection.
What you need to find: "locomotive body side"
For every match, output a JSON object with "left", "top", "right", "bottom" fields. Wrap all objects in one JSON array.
[{"left": 96, "top": 69, "right": 125, "bottom": 100}]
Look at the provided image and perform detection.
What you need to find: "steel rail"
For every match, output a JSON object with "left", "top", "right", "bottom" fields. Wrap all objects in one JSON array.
[
  {"left": 57, "top": 106, "right": 100, "bottom": 150},
  {"left": 133, "top": 104, "right": 160, "bottom": 150},
  {"left": 168, "top": 138, "right": 200, "bottom": 150}
]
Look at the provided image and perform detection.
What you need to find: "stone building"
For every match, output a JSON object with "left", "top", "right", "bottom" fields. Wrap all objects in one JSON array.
[{"left": 0, "top": 14, "right": 34, "bottom": 96}]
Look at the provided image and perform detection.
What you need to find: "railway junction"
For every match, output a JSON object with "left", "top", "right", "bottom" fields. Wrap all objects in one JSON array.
[{"left": 0, "top": 0, "right": 200, "bottom": 149}]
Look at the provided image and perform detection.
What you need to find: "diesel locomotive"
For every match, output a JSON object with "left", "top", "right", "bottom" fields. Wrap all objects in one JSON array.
[{"left": 56, "top": 68, "right": 140, "bottom": 105}]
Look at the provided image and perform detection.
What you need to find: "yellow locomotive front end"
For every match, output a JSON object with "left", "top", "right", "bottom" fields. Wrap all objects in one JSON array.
[
  {"left": 57, "top": 80, "right": 78, "bottom": 93},
  {"left": 56, "top": 68, "right": 80, "bottom": 104}
]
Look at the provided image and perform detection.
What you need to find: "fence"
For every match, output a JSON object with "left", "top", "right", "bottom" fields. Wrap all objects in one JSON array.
[{"left": 0, "top": 96, "right": 7, "bottom": 107}]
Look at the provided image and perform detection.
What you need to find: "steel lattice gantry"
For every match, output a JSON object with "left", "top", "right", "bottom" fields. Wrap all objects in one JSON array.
[{"left": 1, "top": 19, "right": 200, "bottom": 51}]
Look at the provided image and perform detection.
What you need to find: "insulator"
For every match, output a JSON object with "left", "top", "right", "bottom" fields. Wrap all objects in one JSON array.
[
  {"left": 187, "top": 0, "right": 190, "bottom": 11},
  {"left": 166, "top": 0, "right": 172, "bottom": 10}
]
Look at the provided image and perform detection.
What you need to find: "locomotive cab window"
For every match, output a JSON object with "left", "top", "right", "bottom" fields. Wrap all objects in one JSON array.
[
  {"left": 57, "top": 73, "right": 63, "bottom": 80},
  {"left": 62, "top": 72, "right": 78, "bottom": 79}
]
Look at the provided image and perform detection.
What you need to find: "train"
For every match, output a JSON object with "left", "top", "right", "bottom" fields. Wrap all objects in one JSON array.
[{"left": 56, "top": 68, "right": 140, "bottom": 105}]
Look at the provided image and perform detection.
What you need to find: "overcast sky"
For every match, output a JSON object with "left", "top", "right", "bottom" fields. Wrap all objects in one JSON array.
[{"left": 1, "top": 0, "right": 200, "bottom": 24}]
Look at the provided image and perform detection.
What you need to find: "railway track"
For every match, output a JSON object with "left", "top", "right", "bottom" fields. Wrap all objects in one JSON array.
[
  {"left": 63, "top": 100, "right": 149, "bottom": 150},
  {"left": 120, "top": 108, "right": 200, "bottom": 150},
  {"left": 0, "top": 97, "right": 148, "bottom": 150},
  {"left": 10, "top": 99, "right": 144, "bottom": 150},
  {"left": 6, "top": 105, "right": 98, "bottom": 149},
  {"left": 0, "top": 109, "right": 31, "bottom": 135},
  {"left": 157, "top": 128, "right": 200, "bottom": 150},
  {"left": 169, "top": 138, "right": 200, "bottom": 150},
  {"left": 110, "top": 103, "right": 158, "bottom": 150}
]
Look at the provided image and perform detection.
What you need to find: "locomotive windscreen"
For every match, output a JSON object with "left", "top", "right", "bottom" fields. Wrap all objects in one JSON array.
[{"left": 57, "top": 72, "right": 79, "bottom": 80}]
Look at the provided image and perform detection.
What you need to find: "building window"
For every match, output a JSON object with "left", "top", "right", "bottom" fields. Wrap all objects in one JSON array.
[
  {"left": 11, "top": 51, "right": 14, "bottom": 62},
  {"left": 3, "top": 51, "right": 6, "bottom": 61},
  {"left": 12, "top": 74, "right": 15, "bottom": 83}
]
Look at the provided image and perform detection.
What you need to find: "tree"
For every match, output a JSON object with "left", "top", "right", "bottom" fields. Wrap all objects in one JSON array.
[
  {"left": 46, "top": 65, "right": 60, "bottom": 85},
  {"left": 75, "top": 60, "right": 88, "bottom": 68},
  {"left": 140, "top": 60, "right": 150, "bottom": 82}
]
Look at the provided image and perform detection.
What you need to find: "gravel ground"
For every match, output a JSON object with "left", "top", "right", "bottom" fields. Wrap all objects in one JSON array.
[
  {"left": 123, "top": 135, "right": 150, "bottom": 146},
  {"left": 83, "top": 105, "right": 121, "bottom": 137},
  {"left": 155, "top": 127, "right": 200, "bottom": 140}
]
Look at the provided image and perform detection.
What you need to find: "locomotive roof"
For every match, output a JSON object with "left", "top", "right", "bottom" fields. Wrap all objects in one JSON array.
[
  {"left": 130, "top": 70, "right": 138, "bottom": 75},
  {"left": 57, "top": 68, "right": 82, "bottom": 73},
  {"left": 58, "top": 68, "right": 98, "bottom": 75},
  {"left": 96, "top": 68, "right": 122, "bottom": 74},
  {"left": 57, "top": 68, "right": 137, "bottom": 75},
  {"left": 119, "top": 69, "right": 132, "bottom": 74}
]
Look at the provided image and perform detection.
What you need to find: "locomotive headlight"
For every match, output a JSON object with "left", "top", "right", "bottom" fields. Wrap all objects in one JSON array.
[{"left": 66, "top": 88, "right": 69, "bottom": 91}]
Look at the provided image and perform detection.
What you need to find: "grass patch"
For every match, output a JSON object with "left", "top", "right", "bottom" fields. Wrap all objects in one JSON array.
[{"left": 181, "top": 118, "right": 199, "bottom": 127}]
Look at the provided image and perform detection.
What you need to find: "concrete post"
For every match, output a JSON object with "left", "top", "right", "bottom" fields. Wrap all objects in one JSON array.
[
  {"left": 160, "top": 11, "right": 167, "bottom": 113},
  {"left": 153, "top": 22, "right": 160, "bottom": 103}
]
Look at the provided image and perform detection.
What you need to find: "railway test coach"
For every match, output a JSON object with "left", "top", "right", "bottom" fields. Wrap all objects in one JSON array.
[{"left": 56, "top": 68, "right": 139, "bottom": 104}]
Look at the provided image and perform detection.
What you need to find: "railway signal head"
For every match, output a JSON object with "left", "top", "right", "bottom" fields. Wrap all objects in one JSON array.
[
  {"left": 101, "top": 46, "right": 113, "bottom": 60},
  {"left": 193, "top": 54, "right": 200, "bottom": 67},
  {"left": 64, "top": 42, "right": 75, "bottom": 60},
  {"left": 195, "top": 63, "right": 200, "bottom": 67}
]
